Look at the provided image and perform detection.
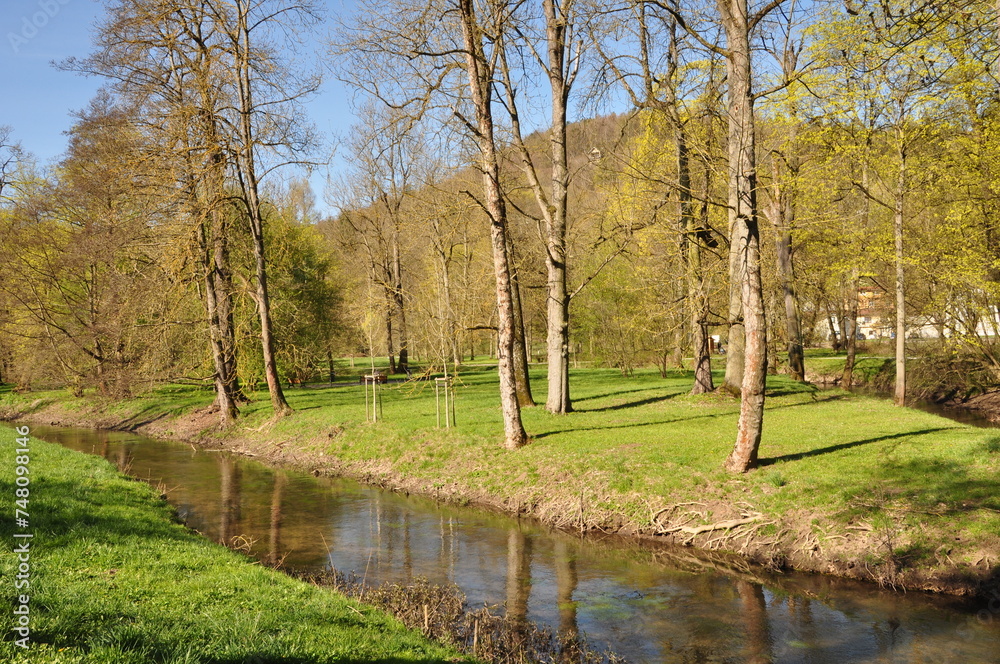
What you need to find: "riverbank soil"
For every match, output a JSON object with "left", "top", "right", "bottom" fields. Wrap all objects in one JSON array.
[
  {"left": 0, "top": 433, "right": 466, "bottom": 663},
  {"left": 2, "top": 366, "right": 998, "bottom": 598}
]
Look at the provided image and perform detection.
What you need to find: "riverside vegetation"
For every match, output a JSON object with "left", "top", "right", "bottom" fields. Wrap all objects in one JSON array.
[{"left": 3, "top": 361, "right": 999, "bottom": 598}]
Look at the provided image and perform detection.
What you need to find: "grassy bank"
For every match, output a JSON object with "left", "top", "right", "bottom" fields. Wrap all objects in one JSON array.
[
  {"left": 2, "top": 366, "right": 999, "bottom": 596},
  {"left": 0, "top": 431, "right": 465, "bottom": 663}
]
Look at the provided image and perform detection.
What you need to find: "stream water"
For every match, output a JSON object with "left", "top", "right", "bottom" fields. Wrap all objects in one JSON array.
[{"left": 21, "top": 423, "right": 1000, "bottom": 663}]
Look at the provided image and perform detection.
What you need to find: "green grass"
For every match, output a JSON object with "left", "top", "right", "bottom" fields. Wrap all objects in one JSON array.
[
  {"left": 0, "top": 435, "right": 465, "bottom": 663},
  {"left": 3, "top": 364, "right": 1000, "bottom": 586}
]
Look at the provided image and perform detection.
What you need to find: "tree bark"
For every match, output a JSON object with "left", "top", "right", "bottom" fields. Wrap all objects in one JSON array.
[
  {"left": 232, "top": 0, "right": 291, "bottom": 416},
  {"left": 458, "top": 0, "right": 528, "bottom": 449},
  {"left": 506, "top": 227, "right": 535, "bottom": 406},
  {"left": 894, "top": 139, "right": 906, "bottom": 406},
  {"left": 770, "top": 174, "right": 804, "bottom": 381},
  {"left": 724, "top": 221, "right": 747, "bottom": 392},
  {"left": 392, "top": 232, "right": 409, "bottom": 373},
  {"left": 197, "top": 158, "right": 239, "bottom": 425},
  {"left": 680, "top": 128, "right": 714, "bottom": 394},
  {"left": 721, "top": 0, "right": 768, "bottom": 473},
  {"left": 385, "top": 288, "right": 397, "bottom": 374},
  {"left": 842, "top": 268, "right": 859, "bottom": 387},
  {"left": 542, "top": 0, "right": 572, "bottom": 414}
]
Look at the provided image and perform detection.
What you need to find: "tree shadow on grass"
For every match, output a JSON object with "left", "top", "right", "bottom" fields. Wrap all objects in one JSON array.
[
  {"left": 765, "top": 383, "right": 820, "bottom": 398},
  {"left": 572, "top": 386, "right": 681, "bottom": 404},
  {"left": 535, "top": 393, "right": 852, "bottom": 440},
  {"left": 758, "top": 428, "right": 956, "bottom": 467},
  {"left": 867, "top": 456, "right": 1000, "bottom": 514},
  {"left": 577, "top": 392, "right": 682, "bottom": 413}
]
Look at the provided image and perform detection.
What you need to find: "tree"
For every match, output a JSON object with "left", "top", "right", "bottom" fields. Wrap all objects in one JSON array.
[
  {"left": 458, "top": 0, "right": 530, "bottom": 448},
  {"left": 589, "top": 0, "right": 722, "bottom": 393},
  {"left": 224, "top": 0, "right": 316, "bottom": 416},
  {"left": 813, "top": 1, "right": 954, "bottom": 406},
  {"left": 333, "top": 105, "right": 421, "bottom": 376},
  {"left": 71, "top": 0, "right": 321, "bottom": 420},
  {"left": 0, "top": 101, "right": 186, "bottom": 396},
  {"left": 69, "top": 0, "right": 246, "bottom": 422},
  {"left": 335, "top": 0, "right": 529, "bottom": 448},
  {"left": 496, "top": 0, "right": 582, "bottom": 413}
]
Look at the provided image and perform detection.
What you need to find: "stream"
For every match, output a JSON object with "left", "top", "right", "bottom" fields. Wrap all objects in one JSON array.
[{"left": 22, "top": 423, "right": 1000, "bottom": 663}]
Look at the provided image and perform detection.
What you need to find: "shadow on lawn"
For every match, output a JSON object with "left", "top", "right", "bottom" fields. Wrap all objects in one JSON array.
[
  {"left": 572, "top": 386, "right": 681, "bottom": 404},
  {"left": 758, "top": 428, "right": 956, "bottom": 466},
  {"left": 533, "top": 393, "right": 853, "bottom": 440},
  {"left": 578, "top": 392, "right": 682, "bottom": 413},
  {"left": 870, "top": 456, "right": 1000, "bottom": 514}
]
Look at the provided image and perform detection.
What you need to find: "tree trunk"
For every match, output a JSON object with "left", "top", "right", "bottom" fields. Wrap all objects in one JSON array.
[
  {"left": 773, "top": 204, "right": 804, "bottom": 381},
  {"left": 506, "top": 227, "right": 535, "bottom": 406},
  {"left": 894, "top": 141, "right": 906, "bottom": 407},
  {"left": 825, "top": 304, "right": 841, "bottom": 352},
  {"left": 385, "top": 287, "right": 397, "bottom": 374},
  {"left": 458, "top": 0, "right": 528, "bottom": 449},
  {"left": 680, "top": 129, "right": 714, "bottom": 394},
  {"left": 212, "top": 199, "right": 242, "bottom": 404},
  {"left": 232, "top": 0, "right": 290, "bottom": 415},
  {"left": 392, "top": 231, "right": 409, "bottom": 374},
  {"left": 721, "top": 0, "right": 768, "bottom": 473},
  {"left": 541, "top": 0, "right": 573, "bottom": 414},
  {"left": 199, "top": 206, "right": 238, "bottom": 425},
  {"left": 724, "top": 221, "right": 747, "bottom": 392},
  {"left": 842, "top": 268, "right": 859, "bottom": 387}
]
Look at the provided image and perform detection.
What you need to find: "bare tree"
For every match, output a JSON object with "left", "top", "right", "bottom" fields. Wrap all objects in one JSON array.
[
  {"left": 495, "top": 0, "right": 581, "bottom": 413},
  {"left": 335, "top": 0, "right": 529, "bottom": 448},
  {"left": 222, "top": 0, "right": 321, "bottom": 415},
  {"left": 589, "top": 0, "right": 719, "bottom": 394},
  {"left": 458, "top": 0, "right": 530, "bottom": 448}
]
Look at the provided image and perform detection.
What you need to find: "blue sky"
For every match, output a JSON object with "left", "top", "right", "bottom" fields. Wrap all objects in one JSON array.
[{"left": 0, "top": 0, "right": 354, "bottom": 214}]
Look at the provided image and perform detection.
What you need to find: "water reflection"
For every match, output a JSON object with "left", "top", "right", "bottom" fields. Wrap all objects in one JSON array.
[{"left": 28, "top": 424, "right": 1000, "bottom": 664}]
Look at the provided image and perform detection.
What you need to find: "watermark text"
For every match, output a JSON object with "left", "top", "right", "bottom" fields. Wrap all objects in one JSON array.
[{"left": 12, "top": 424, "right": 31, "bottom": 649}]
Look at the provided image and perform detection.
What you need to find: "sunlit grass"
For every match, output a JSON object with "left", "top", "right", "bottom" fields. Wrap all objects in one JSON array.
[
  {"left": 3, "top": 361, "right": 999, "bottom": 580},
  {"left": 0, "top": 437, "right": 465, "bottom": 664}
]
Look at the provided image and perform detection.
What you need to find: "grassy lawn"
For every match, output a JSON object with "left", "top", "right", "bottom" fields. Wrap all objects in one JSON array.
[
  {"left": 0, "top": 433, "right": 466, "bottom": 664},
  {"left": 3, "top": 363, "right": 999, "bottom": 590}
]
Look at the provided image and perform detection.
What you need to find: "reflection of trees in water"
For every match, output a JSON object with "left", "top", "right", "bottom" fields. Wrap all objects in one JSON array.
[
  {"left": 114, "top": 444, "right": 131, "bottom": 473},
  {"left": 554, "top": 539, "right": 578, "bottom": 638},
  {"left": 403, "top": 511, "right": 412, "bottom": 581},
  {"left": 217, "top": 455, "right": 241, "bottom": 544},
  {"left": 778, "top": 596, "right": 834, "bottom": 664},
  {"left": 506, "top": 528, "right": 532, "bottom": 622},
  {"left": 439, "top": 515, "right": 456, "bottom": 583},
  {"left": 737, "top": 580, "right": 774, "bottom": 664},
  {"left": 267, "top": 472, "right": 286, "bottom": 566},
  {"left": 873, "top": 612, "right": 903, "bottom": 657}
]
